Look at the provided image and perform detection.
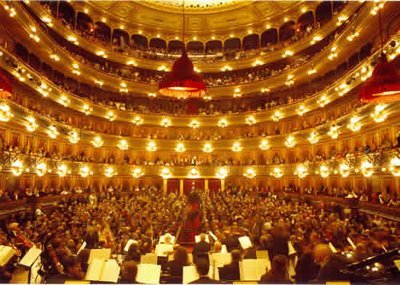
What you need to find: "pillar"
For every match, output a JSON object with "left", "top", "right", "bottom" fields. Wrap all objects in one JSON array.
[
  {"left": 221, "top": 179, "right": 225, "bottom": 191},
  {"left": 205, "top": 179, "right": 209, "bottom": 194},
  {"left": 162, "top": 178, "right": 167, "bottom": 195},
  {"left": 179, "top": 179, "right": 184, "bottom": 196}
]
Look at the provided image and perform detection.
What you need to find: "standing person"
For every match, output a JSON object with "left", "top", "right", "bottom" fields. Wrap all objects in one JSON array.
[
  {"left": 192, "top": 233, "right": 211, "bottom": 263},
  {"left": 259, "top": 255, "right": 291, "bottom": 284}
]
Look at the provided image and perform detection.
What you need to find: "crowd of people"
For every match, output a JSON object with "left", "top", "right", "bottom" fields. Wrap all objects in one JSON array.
[
  {"left": 38, "top": 0, "right": 340, "bottom": 63},
  {"left": 0, "top": 185, "right": 399, "bottom": 283}
]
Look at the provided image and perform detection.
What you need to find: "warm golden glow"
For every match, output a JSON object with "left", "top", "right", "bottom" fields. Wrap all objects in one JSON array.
[
  {"left": 202, "top": 142, "right": 213, "bottom": 153},
  {"left": 271, "top": 167, "right": 283, "bottom": 178},
  {"left": 68, "top": 130, "right": 80, "bottom": 144},
  {"left": 104, "top": 165, "right": 116, "bottom": 178},
  {"left": 26, "top": 116, "right": 38, "bottom": 132},
  {"left": 244, "top": 167, "right": 256, "bottom": 179},
  {"left": 79, "top": 165, "right": 91, "bottom": 178},
  {"left": 361, "top": 160, "right": 374, "bottom": 177},
  {"left": 161, "top": 167, "right": 172, "bottom": 179},
  {"left": 296, "top": 165, "right": 308, "bottom": 178},
  {"left": 189, "top": 120, "right": 200, "bottom": 128},
  {"left": 0, "top": 103, "right": 12, "bottom": 122},
  {"left": 347, "top": 115, "right": 362, "bottom": 132},
  {"left": 272, "top": 110, "right": 282, "bottom": 122},
  {"left": 245, "top": 115, "right": 256, "bottom": 126},
  {"left": 339, "top": 163, "right": 350, "bottom": 177},
  {"left": 132, "top": 167, "right": 144, "bottom": 178},
  {"left": 297, "top": 105, "right": 307, "bottom": 116},
  {"left": 132, "top": 116, "right": 144, "bottom": 126},
  {"left": 389, "top": 157, "right": 400, "bottom": 176},
  {"left": 285, "top": 135, "right": 296, "bottom": 148},
  {"left": 231, "top": 141, "right": 242, "bottom": 152},
  {"left": 91, "top": 136, "right": 104, "bottom": 148},
  {"left": 105, "top": 110, "right": 117, "bottom": 121},
  {"left": 161, "top": 118, "right": 172, "bottom": 127},
  {"left": 57, "top": 164, "right": 68, "bottom": 177},
  {"left": 371, "top": 104, "right": 387, "bottom": 123},
  {"left": 82, "top": 104, "right": 93, "bottom": 115},
  {"left": 117, "top": 139, "right": 129, "bottom": 150},
  {"left": 188, "top": 168, "right": 200, "bottom": 178},
  {"left": 59, "top": 95, "right": 70, "bottom": 106},
  {"left": 218, "top": 118, "right": 228, "bottom": 128},
  {"left": 36, "top": 162, "right": 47, "bottom": 177},
  {"left": 320, "top": 165, "right": 330, "bottom": 178},
  {"left": 259, "top": 139, "right": 270, "bottom": 150},
  {"left": 216, "top": 167, "right": 228, "bottom": 179},
  {"left": 327, "top": 125, "right": 340, "bottom": 139},
  {"left": 175, "top": 142, "right": 186, "bottom": 153},
  {"left": 308, "top": 131, "right": 319, "bottom": 144},
  {"left": 11, "top": 160, "right": 24, "bottom": 176},
  {"left": 146, "top": 141, "right": 157, "bottom": 152},
  {"left": 317, "top": 95, "right": 329, "bottom": 107}
]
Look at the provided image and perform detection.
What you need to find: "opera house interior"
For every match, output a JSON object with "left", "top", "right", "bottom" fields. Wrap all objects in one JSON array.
[{"left": 1, "top": 0, "right": 400, "bottom": 284}]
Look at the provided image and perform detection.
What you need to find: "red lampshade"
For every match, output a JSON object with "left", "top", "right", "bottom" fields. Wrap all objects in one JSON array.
[
  {"left": 0, "top": 69, "right": 12, "bottom": 99},
  {"left": 360, "top": 53, "right": 400, "bottom": 103},
  {"left": 158, "top": 50, "right": 206, "bottom": 99}
]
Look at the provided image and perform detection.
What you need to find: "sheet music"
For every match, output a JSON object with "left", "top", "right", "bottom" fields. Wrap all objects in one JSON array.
[
  {"left": 209, "top": 252, "right": 232, "bottom": 268},
  {"left": 88, "top": 248, "right": 111, "bottom": 264},
  {"left": 140, "top": 253, "right": 158, "bottom": 264},
  {"left": 195, "top": 234, "right": 210, "bottom": 243},
  {"left": 19, "top": 247, "right": 42, "bottom": 268},
  {"left": 136, "top": 264, "right": 161, "bottom": 284},
  {"left": 288, "top": 241, "right": 296, "bottom": 255},
  {"left": 0, "top": 245, "right": 16, "bottom": 266},
  {"left": 85, "top": 258, "right": 120, "bottom": 283},
  {"left": 238, "top": 236, "right": 252, "bottom": 250},
  {"left": 239, "top": 259, "right": 268, "bottom": 281},
  {"left": 183, "top": 265, "right": 219, "bottom": 284},
  {"left": 155, "top": 243, "right": 173, "bottom": 257},
  {"left": 159, "top": 234, "right": 175, "bottom": 244}
]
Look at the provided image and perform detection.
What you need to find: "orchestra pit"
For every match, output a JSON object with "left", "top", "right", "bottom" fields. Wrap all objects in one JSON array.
[{"left": 1, "top": 0, "right": 400, "bottom": 284}]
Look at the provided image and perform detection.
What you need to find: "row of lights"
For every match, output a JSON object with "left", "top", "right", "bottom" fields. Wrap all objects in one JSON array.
[
  {"left": 8, "top": 157, "right": 400, "bottom": 178},
  {"left": 0, "top": 102, "right": 391, "bottom": 151}
]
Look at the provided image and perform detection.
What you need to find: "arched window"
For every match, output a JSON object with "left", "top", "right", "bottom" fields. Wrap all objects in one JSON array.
[
  {"left": 112, "top": 29, "right": 130, "bottom": 49},
  {"left": 261, "top": 29, "right": 278, "bottom": 47},
  {"left": 132, "top": 34, "right": 148, "bottom": 49},
  {"left": 279, "top": 21, "right": 296, "bottom": 42},
  {"left": 168, "top": 40, "right": 184, "bottom": 53},
  {"left": 205, "top": 40, "right": 223, "bottom": 54},
  {"left": 297, "top": 11, "right": 314, "bottom": 32},
  {"left": 316, "top": 1, "right": 332, "bottom": 24},
  {"left": 243, "top": 34, "right": 259, "bottom": 50},
  {"left": 149, "top": 38, "right": 167, "bottom": 50},
  {"left": 58, "top": 1, "right": 75, "bottom": 28},
  {"left": 224, "top": 38, "right": 241, "bottom": 51},
  {"left": 94, "top": 22, "right": 111, "bottom": 43},
  {"left": 76, "top": 12, "right": 94, "bottom": 35},
  {"left": 187, "top": 41, "right": 204, "bottom": 54}
]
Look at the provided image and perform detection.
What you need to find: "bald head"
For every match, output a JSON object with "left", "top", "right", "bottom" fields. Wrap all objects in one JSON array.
[{"left": 313, "top": 243, "right": 333, "bottom": 265}]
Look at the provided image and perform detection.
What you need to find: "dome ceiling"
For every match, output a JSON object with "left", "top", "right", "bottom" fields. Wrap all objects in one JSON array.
[{"left": 87, "top": 1, "right": 308, "bottom": 34}]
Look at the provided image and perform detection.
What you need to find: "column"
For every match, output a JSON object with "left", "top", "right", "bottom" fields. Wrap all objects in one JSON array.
[
  {"left": 221, "top": 179, "right": 225, "bottom": 191},
  {"left": 162, "top": 178, "right": 167, "bottom": 195},
  {"left": 179, "top": 179, "right": 184, "bottom": 196},
  {"left": 204, "top": 179, "right": 209, "bottom": 194}
]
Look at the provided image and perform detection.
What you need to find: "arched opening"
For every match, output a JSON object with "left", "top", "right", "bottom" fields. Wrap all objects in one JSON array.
[
  {"left": 279, "top": 21, "right": 296, "bottom": 42},
  {"left": 149, "top": 38, "right": 167, "bottom": 50},
  {"left": 205, "top": 40, "right": 223, "bottom": 54},
  {"left": 297, "top": 11, "right": 314, "bottom": 33},
  {"left": 112, "top": 29, "right": 130, "bottom": 50},
  {"left": 132, "top": 34, "right": 148, "bottom": 49},
  {"left": 94, "top": 22, "right": 111, "bottom": 43},
  {"left": 168, "top": 40, "right": 184, "bottom": 54},
  {"left": 333, "top": 1, "right": 347, "bottom": 14},
  {"left": 76, "top": 12, "right": 94, "bottom": 36},
  {"left": 316, "top": 1, "right": 332, "bottom": 24},
  {"left": 261, "top": 29, "right": 278, "bottom": 47},
  {"left": 243, "top": 34, "right": 259, "bottom": 50},
  {"left": 58, "top": 1, "right": 75, "bottom": 28},
  {"left": 224, "top": 38, "right": 241, "bottom": 51},
  {"left": 187, "top": 41, "right": 204, "bottom": 54},
  {"left": 359, "top": 42, "right": 372, "bottom": 60}
]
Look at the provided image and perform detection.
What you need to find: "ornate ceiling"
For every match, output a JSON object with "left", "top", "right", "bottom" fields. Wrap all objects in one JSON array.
[{"left": 87, "top": 1, "right": 308, "bottom": 34}]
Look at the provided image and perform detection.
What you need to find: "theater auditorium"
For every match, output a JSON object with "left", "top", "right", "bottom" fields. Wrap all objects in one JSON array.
[{"left": 0, "top": 0, "right": 400, "bottom": 284}]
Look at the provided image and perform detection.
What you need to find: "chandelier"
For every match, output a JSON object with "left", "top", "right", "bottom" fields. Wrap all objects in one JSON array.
[
  {"left": 359, "top": 9, "right": 400, "bottom": 103},
  {"left": 158, "top": 1, "right": 206, "bottom": 99}
]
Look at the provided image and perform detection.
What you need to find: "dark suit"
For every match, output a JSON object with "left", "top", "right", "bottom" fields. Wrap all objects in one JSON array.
[
  {"left": 189, "top": 276, "right": 221, "bottom": 284},
  {"left": 223, "top": 235, "right": 240, "bottom": 252},
  {"left": 192, "top": 241, "right": 211, "bottom": 263},
  {"left": 268, "top": 232, "right": 289, "bottom": 259},
  {"left": 219, "top": 261, "right": 240, "bottom": 281},
  {"left": 316, "top": 255, "right": 349, "bottom": 282}
]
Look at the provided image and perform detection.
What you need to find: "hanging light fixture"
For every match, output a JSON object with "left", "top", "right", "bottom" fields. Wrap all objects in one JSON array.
[
  {"left": 158, "top": 1, "right": 206, "bottom": 99},
  {"left": 0, "top": 70, "right": 12, "bottom": 99},
  {"left": 360, "top": 9, "right": 400, "bottom": 103}
]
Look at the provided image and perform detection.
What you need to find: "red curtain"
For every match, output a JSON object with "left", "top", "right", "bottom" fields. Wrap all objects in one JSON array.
[
  {"left": 167, "top": 179, "right": 179, "bottom": 194},
  {"left": 208, "top": 179, "right": 221, "bottom": 195},
  {"left": 183, "top": 179, "right": 204, "bottom": 195}
]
